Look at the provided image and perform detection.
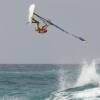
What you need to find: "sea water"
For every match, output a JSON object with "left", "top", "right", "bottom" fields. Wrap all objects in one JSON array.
[{"left": 0, "top": 61, "right": 100, "bottom": 100}]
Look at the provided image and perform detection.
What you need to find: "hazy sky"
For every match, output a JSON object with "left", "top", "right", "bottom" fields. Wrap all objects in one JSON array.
[{"left": 0, "top": 0, "right": 100, "bottom": 64}]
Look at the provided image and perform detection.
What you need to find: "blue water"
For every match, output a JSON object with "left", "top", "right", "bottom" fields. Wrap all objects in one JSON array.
[{"left": 0, "top": 62, "right": 100, "bottom": 100}]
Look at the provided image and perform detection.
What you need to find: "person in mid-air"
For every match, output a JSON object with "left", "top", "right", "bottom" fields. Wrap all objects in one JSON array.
[
  {"left": 31, "top": 17, "right": 48, "bottom": 33},
  {"left": 28, "top": 4, "right": 86, "bottom": 41},
  {"left": 29, "top": 3, "right": 48, "bottom": 33}
]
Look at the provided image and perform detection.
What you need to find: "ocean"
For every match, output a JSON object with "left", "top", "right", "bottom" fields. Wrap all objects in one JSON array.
[{"left": 0, "top": 61, "right": 100, "bottom": 100}]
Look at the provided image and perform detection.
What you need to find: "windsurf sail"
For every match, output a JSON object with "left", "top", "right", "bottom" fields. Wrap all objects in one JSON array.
[
  {"left": 28, "top": 4, "right": 35, "bottom": 23},
  {"left": 34, "top": 13, "right": 86, "bottom": 42}
]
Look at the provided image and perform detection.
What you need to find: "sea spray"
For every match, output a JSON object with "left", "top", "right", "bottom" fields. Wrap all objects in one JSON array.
[
  {"left": 58, "top": 67, "right": 66, "bottom": 91},
  {"left": 57, "top": 65, "right": 74, "bottom": 91},
  {"left": 76, "top": 60, "right": 100, "bottom": 86}
]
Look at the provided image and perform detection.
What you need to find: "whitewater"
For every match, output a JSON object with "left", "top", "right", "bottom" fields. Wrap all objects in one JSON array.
[{"left": 46, "top": 60, "right": 100, "bottom": 100}]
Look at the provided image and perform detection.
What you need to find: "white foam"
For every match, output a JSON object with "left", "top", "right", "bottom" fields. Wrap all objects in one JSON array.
[
  {"left": 58, "top": 67, "right": 66, "bottom": 91},
  {"left": 76, "top": 60, "right": 100, "bottom": 86},
  {"left": 73, "top": 87, "right": 100, "bottom": 100},
  {"left": 45, "top": 91, "right": 68, "bottom": 100}
]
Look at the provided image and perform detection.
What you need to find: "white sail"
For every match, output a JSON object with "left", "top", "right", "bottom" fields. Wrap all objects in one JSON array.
[{"left": 28, "top": 4, "right": 35, "bottom": 23}]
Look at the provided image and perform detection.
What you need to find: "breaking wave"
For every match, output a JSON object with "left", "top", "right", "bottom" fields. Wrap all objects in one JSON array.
[{"left": 46, "top": 60, "right": 100, "bottom": 100}]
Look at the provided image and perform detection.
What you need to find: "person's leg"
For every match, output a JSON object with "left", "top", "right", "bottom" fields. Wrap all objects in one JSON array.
[
  {"left": 35, "top": 22, "right": 41, "bottom": 33},
  {"left": 36, "top": 22, "right": 40, "bottom": 29},
  {"left": 32, "top": 18, "right": 39, "bottom": 24},
  {"left": 32, "top": 18, "right": 40, "bottom": 32}
]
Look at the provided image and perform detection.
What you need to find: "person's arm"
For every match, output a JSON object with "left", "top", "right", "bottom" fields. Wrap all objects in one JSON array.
[{"left": 42, "top": 24, "right": 48, "bottom": 29}]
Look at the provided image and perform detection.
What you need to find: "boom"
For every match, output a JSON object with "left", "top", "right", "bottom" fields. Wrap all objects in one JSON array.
[{"left": 34, "top": 13, "right": 86, "bottom": 42}]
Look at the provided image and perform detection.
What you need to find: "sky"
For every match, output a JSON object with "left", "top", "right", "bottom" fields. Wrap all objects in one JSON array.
[{"left": 0, "top": 0, "right": 100, "bottom": 64}]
